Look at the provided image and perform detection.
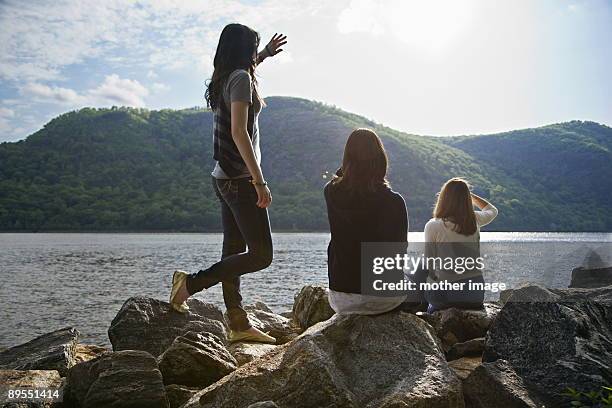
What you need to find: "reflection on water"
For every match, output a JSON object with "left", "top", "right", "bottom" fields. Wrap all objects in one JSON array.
[{"left": 0, "top": 232, "right": 610, "bottom": 347}]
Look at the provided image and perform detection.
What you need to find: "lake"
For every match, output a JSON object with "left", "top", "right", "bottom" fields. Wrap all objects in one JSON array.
[{"left": 1, "top": 232, "right": 610, "bottom": 348}]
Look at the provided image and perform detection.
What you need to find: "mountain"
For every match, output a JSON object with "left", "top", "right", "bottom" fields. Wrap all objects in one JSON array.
[{"left": 0, "top": 96, "right": 610, "bottom": 232}]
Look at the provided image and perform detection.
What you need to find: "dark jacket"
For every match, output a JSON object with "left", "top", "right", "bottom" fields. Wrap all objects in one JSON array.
[{"left": 324, "top": 179, "right": 408, "bottom": 294}]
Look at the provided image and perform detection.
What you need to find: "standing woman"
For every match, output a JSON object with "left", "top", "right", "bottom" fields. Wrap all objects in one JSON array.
[{"left": 169, "top": 24, "right": 287, "bottom": 344}]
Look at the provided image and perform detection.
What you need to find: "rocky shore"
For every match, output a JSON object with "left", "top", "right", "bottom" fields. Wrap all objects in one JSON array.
[{"left": 1, "top": 268, "right": 611, "bottom": 408}]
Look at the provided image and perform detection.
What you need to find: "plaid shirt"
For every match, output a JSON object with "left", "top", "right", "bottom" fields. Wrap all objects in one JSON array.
[{"left": 212, "top": 97, "right": 255, "bottom": 178}]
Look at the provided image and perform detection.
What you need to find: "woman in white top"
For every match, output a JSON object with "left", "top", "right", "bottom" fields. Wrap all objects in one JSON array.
[{"left": 420, "top": 177, "right": 498, "bottom": 312}]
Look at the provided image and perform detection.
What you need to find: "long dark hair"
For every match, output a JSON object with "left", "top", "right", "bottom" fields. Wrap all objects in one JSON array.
[
  {"left": 433, "top": 178, "right": 477, "bottom": 236},
  {"left": 333, "top": 128, "right": 389, "bottom": 193},
  {"left": 205, "top": 23, "right": 261, "bottom": 110}
]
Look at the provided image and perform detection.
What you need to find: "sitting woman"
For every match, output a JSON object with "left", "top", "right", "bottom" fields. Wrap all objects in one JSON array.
[
  {"left": 324, "top": 128, "right": 408, "bottom": 315},
  {"left": 421, "top": 178, "right": 498, "bottom": 312}
]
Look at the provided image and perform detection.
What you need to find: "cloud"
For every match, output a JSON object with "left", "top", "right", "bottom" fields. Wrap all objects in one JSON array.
[
  {"left": 21, "top": 83, "right": 82, "bottom": 104},
  {"left": 88, "top": 74, "right": 149, "bottom": 107},
  {"left": 337, "top": 0, "right": 473, "bottom": 53},
  {"left": 0, "top": 0, "right": 323, "bottom": 84},
  {"left": 0, "top": 107, "right": 15, "bottom": 118},
  {"left": 151, "top": 82, "right": 171, "bottom": 93},
  {"left": 337, "top": 0, "right": 385, "bottom": 35},
  {"left": 20, "top": 74, "right": 149, "bottom": 107}
]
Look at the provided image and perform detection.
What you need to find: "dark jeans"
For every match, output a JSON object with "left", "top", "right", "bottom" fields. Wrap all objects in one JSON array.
[
  {"left": 185, "top": 176, "right": 273, "bottom": 331},
  {"left": 404, "top": 267, "right": 485, "bottom": 313}
]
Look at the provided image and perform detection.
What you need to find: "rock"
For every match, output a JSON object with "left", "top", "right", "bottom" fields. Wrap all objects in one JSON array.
[
  {"left": 157, "top": 331, "right": 236, "bottom": 388},
  {"left": 108, "top": 296, "right": 227, "bottom": 357},
  {"left": 291, "top": 285, "right": 335, "bottom": 330},
  {"left": 483, "top": 284, "right": 612, "bottom": 406},
  {"left": 165, "top": 384, "right": 199, "bottom": 408},
  {"left": 499, "top": 284, "right": 559, "bottom": 306},
  {"left": 279, "top": 311, "right": 293, "bottom": 319},
  {"left": 0, "top": 327, "right": 79, "bottom": 376},
  {"left": 247, "top": 402, "right": 280, "bottom": 408},
  {"left": 446, "top": 337, "right": 485, "bottom": 361},
  {"left": 183, "top": 312, "right": 464, "bottom": 408},
  {"left": 448, "top": 357, "right": 481, "bottom": 381},
  {"left": 463, "top": 359, "right": 542, "bottom": 408},
  {"left": 74, "top": 344, "right": 108, "bottom": 365},
  {"left": 0, "top": 370, "right": 63, "bottom": 408},
  {"left": 570, "top": 266, "right": 612, "bottom": 288},
  {"left": 244, "top": 303, "right": 300, "bottom": 344},
  {"left": 419, "top": 303, "right": 500, "bottom": 348},
  {"left": 228, "top": 343, "right": 278, "bottom": 366},
  {"left": 63, "top": 350, "right": 168, "bottom": 408}
]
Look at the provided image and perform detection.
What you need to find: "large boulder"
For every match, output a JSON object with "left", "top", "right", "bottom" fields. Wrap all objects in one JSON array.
[
  {"left": 0, "top": 370, "right": 63, "bottom": 408},
  {"left": 157, "top": 331, "right": 237, "bottom": 388},
  {"left": 244, "top": 302, "right": 300, "bottom": 344},
  {"left": 228, "top": 343, "right": 278, "bottom": 366},
  {"left": 63, "top": 350, "right": 168, "bottom": 408},
  {"left": 419, "top": 303, "right": 500, "bottom": 348},
  {"left": 183, "top": 312, "right": 464, "bottom": 408},
  {"left": 483, "top": 284, "right": 612, "bottom": 406},
  {"left": 570, "top": 266, "right": 612, "bottom": 288},
  {"left": 462, "top": 360, "right": 543, "bottom": 408},
  {"left": 0, "top": 327, "right": 79, "bottom": 376},
  {"left": 108, "top": 296, "right": 227, "bottom": 357},
  {"left": 291, "top": 285, "right": 335, "bottom": 330}
]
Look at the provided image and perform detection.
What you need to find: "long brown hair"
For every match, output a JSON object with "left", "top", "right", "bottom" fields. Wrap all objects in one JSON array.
[
  {"left": 333, "top": 128, "right": 389, "bottom": 193},
  {"left": 205, "top": 23, "right": 262, "bottom": 110},
  {"left": 433, "top": 178, "right": 477, "bottom": 236}
]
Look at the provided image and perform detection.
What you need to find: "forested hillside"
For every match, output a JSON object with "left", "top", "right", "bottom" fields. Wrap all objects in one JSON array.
[{"left": 0, "top": 97, "right": 610, "bottom": 231}]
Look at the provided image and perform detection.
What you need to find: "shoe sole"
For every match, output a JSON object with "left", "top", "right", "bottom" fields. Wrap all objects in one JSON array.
[{"left": 229, "top": 332, "right": 276, "bottom": 344}]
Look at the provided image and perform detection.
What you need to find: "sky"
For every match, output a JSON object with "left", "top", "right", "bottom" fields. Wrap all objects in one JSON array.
[{"left": 0, "top": 0, "right": 610, "bottom": 142}]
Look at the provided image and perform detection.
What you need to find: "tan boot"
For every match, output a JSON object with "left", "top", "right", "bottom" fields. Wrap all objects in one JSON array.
[
  {"left": 169, "top": 270, "right": 190, "bottom": 314},
  {"left": 229, "top": 329, "right": 276, "bottom": 344}
]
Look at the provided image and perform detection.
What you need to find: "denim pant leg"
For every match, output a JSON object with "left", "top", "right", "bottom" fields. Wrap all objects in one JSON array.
[
  {"left": 186, "top": 177, "right": 273, "bottom": 319},
  {"left": 215, "top": 182, "right": 251, "bottom": 331},
  {"left": 426, "top": 276, "right": 485, "bottom": 312}
]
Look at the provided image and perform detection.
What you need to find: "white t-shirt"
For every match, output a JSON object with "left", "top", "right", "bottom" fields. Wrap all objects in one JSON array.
[
  {"left": 423, "top": 204, "right": 498, "bottom": 282},
  {"left": 424, "top": 204, "right": 498, "bottom": 244}
]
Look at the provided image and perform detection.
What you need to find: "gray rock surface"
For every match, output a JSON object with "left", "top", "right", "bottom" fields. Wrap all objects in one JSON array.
[
  {"left": 63, "top": 350, "right": 168, "bottom": 408},
  {"left": 74, "top": 344, "right": 108, "bottom": 365},
  {"left": 228, "top": 342, "right": 278, "bottom": 366},
  {"left": 570, "top": 266, "right": 612, "bottom": 288},
  {"left": 107, "top": 296, "right": 227, "bottom": 357},
  {"left": 0, "top": 370, "right": 63, "bottom": 408},
  {"left": 157, "top": 331, "right": 236, "bottom": 388},
  {"left": 0, "top": 327, "right": 79, "bottom": 376},
  {"left": 183, "top": 312, "right": 464, "bottom": 408},
  {"left": 244, "top": 303, "right": 300, "bottom": 344},
  {"left": 419, "top": 303, "right": 500, "bottom": 348},
  {"left": 462, "top": 360, "right": 542, "bottom": 408},
  {"left": 483, "top": 284, "right": 612, "bottom": 406},
  {"left": 447, "top": 357, "right": 481, "bottom": 381},
  {"left": 246, "top": 402, "right": 280, "bottom": 408},
  {"left": 165, "top": 384, "right": 199, "bottom": 408},
  {"left": 291, "top": 285, "right": 335, "bottom": 330},
  {"left": 446, "top": 337, "right": 485, "bottom": 361}
]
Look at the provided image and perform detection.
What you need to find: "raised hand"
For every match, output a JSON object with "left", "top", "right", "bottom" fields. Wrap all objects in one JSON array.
[{"left": 260, "top": 33, "right": 288, "bottom": 60}]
